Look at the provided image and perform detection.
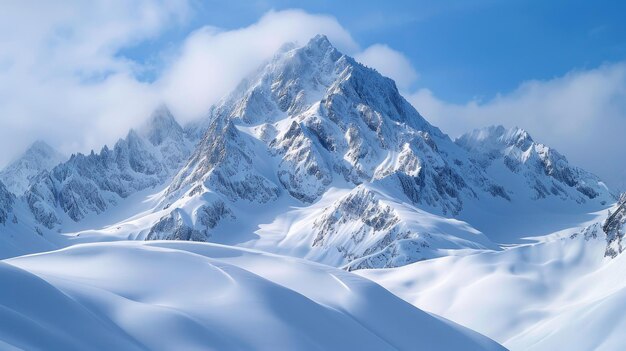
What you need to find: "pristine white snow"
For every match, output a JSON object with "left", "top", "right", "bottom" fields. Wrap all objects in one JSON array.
[
  {"left": 1, "top": 241, "right": 504, "bottom": 351},
  {"left": 359, "top": 208, "right": 626, "bottom": 350}
]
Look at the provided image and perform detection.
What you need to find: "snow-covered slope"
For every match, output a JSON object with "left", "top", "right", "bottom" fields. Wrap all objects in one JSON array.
[
  {"left": 2, "top": 241, "right": 504, "bottom": 351},
  {"left": 360, "top": 207, "right": 626, "bottom": 350},
  {"left": 0, "top": 140, "right": 65, "bottom": 195}
]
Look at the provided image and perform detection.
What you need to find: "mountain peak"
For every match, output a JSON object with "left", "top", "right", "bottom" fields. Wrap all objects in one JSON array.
[
  {"left": 456, "top": 125, "right": 535, "bottom": 152},
  {"left": 140, "top": 105, "right": 184, "bottom": 146},
  {"left": 27, "top": 140, "right": 57, "bottom": 154},
  {"left": 305, "top": 34, "right": 333, "bottom": 51},
  {"left": 456, "top": 125, "right": 610, "bottom": 202},
  {"left": 0, "top": 140, "right": 65, "bottom": 195}
]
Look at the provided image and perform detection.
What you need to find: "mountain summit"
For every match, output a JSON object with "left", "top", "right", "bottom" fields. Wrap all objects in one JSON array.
[
  {"left": 0, "top": 140, "right": 65, "bottom": 195},
  {"left": 141, "top": 35, "right": 612, "bottom": 268}
]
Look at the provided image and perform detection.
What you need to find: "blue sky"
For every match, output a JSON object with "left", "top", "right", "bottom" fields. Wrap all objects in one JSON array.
[
  {"left": 1, "top": 0, "right": 625, "bottom": 189},
  {"left": 122, "top": 0, "right": 626, "bottom": 103}
]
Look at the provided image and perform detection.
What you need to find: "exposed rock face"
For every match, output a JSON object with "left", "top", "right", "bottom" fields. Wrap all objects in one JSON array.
[
  {"left": 313, "top": 188, "right": 400, "bottom": 248},
  {"left": 272, "top": 121, "right": 332, "bottom": 202},
  {"left": 166, "top": 117, "right": 280, "bottom": 203},
  {"left": 147, "top": 201, "right": 234, "bottom": 241},
  {"left": 24, "top": 106, "right": 193, "bottom": 228},
  {"left": 147, "top": 209, "right": 205, "bottom": 241},
  {"left": 0, "top": 181, "right": 15, "bottom": 225},
  {"left": 603, "top": 193, "right": 626, "bottom": 258},
  {"left": 311, "top": 187, "right": 431, "bottom": 269}
]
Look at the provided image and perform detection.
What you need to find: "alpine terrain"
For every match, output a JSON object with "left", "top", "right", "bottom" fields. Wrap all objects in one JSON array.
[{"left": 0, "top": 35, "right": 622, "bottom": 350}]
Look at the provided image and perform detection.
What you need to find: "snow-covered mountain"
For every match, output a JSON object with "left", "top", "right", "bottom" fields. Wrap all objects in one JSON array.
[
  {"left": 5, "top": 35, "right": 612, "bottom": 271},
  {"left": 139, "top": 35, "right": 611, "bottom": 268},
  {"left": 0, "top": 34, "right": 623, "bottom": 351},
  {"left": 0, "top": 140, "right": 65, "bottom": 195}
]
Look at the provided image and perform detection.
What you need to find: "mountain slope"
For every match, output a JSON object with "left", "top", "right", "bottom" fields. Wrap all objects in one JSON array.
[
  {"left": 359, "top": 207, "right": 626, "bottom": 351},
  {"left": 0, "top": 140, "right": 65, "bottom": 195},
  {"left": 3, "top": 241, "right": 505, "bottom": 351}
]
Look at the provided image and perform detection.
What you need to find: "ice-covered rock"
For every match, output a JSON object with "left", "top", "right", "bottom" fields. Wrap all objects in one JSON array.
[
  {"left": 0, "top": 181, "right": 15, "bottom": 225},
  {"left": 603, "top": 193, "right": 626, "bottom": 257}
]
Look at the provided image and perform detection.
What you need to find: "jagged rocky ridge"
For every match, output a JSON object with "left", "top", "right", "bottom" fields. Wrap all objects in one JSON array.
[
  {"left": 23, "top": 107, "right": 194, "bottom": 228},
  {"left": 457, "top": 125, "right": 609, "bottom": 204}
]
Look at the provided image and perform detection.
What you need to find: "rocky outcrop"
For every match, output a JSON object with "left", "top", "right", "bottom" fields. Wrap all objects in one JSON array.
[
  {"left": 603, "top": 193, "right": 626, "bottom": 258},
  {"left": 166, "top": 117, "right": 280, "bottom": 203},
  {"left": 0, "top": 181, "right": 15, "bottom": 225},
  {"left": 147, "top": 201, "right": 234, "bottom": 241},
  {"left": 24, "top": 106, "right": 192, "bottom": 227}
]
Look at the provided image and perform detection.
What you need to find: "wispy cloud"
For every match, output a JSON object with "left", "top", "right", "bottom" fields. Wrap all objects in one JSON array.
[
  {"left": 355, "top": 44, "right": 419, "bottom": 90},
  {"left": 0, "top": 5, "right": 415, "bottom": 168},
  {"left": 158, "top": 9, "right": 359, "bottom": 124},
  {"left": 0, "top": 0, "right": 190, "bottom": 165}
]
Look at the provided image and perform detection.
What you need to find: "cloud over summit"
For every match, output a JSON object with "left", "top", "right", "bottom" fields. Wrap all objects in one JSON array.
[{"left": 0, "top": 2, "right": 624, "bottom": 190}]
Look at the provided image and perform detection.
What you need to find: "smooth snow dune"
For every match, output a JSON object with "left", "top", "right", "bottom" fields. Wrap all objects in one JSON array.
[
  {"left": 360, "top": 225, "right": 626, "bottom": 351},
  {"left": 3, "top": 241, "right": 505, "bottom": 351}
]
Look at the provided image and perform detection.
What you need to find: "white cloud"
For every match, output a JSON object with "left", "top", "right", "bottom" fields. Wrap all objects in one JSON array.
[
  {"left": 355, "top": 44, "right": 419, "bottom": 90},
  {"left": 408, "top": 62, "right": 626, "bottom": 190},
  {"left": 1, "top": 4, "right": 622, "bottom": 192},
  {"left": 0, "top": 6, "right": 364, "bottom": 166},
  {"left": 159, "top": 9, "right": 358, "bottom": 123},
  {"left": 0, "top": 0, "right": 190, "bottom": 166}
]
